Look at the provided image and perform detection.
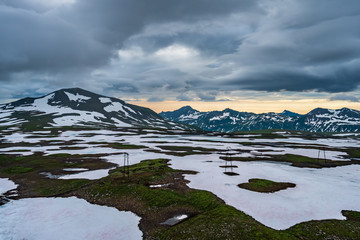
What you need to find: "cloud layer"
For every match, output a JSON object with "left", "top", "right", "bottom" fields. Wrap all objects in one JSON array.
[{"left": 1, "top": 0, "right": 360, "bottom": 103}]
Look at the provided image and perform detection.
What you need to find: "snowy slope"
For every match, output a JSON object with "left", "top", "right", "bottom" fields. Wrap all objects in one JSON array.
[
  {"left": 160, "top": 106, "right": 360, "bottom": 132},
  {"left": 0, "top": 88, "right": 188, "bottom": 130},
  {"left": 298, "top": 108, "right": 360, "bottom": 132}
]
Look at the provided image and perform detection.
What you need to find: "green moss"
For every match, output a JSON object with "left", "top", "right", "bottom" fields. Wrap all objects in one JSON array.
[
  {"left": 0, "top": 155, "right": 26, "bottom": 163},
  {"left": 229, "top": 153, "right": 358, "bottom": 168},
  {"left": 35, "top": 179, "right": 91, "bottom": 196},
  {"left": 154, "top": 205, "right": 295, "bottom": 240},
  {"left": 47, "top": 153, "right": 74, "bottom": 158},
  {"left": 345, "top": 148, "right": 360, "bottom": 158},
  {"left": 238, "top": 178, "right": 296, "bottom": 193},
  {"left": 286, "top": 219, "right": 360, "bottom": 240},
  {"left": 3, "top": 166, "right": 33, "bottom": 174},
  {"left": 342, "top": 210, "right": 360, "bottom": 221}
]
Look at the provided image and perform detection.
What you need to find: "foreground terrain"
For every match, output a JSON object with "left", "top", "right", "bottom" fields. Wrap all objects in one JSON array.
[{"left": 1, "top": 126, "right": 360, "bottom": 239}]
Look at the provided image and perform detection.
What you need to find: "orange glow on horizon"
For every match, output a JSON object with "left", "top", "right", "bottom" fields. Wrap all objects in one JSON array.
[{"left": 128, "top": 100, "right": 360, "bottom": 114}]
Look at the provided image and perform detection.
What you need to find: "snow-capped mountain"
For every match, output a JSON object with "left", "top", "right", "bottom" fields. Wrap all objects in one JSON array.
[
  {"left": 0, "top": 88, "right": 189, "bottom": 130},
  {"left": 298, "top": 107, "right": 360, "bottom": 132},
  {"left": 160, "top": 106, "right": 360, "bottom": 132}
]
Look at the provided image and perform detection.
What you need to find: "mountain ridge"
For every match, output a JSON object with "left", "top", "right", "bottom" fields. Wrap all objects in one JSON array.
[
  {"left": 160, "top": 106, "right": 360, "bottom": 133},
  {"left": 0, "top": 88, "right": 191, "bottom": 130}
]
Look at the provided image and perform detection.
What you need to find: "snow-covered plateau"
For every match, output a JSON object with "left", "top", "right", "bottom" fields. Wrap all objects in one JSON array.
[{"left": 1, "top": 129, "right": 360, "bottom": 233}]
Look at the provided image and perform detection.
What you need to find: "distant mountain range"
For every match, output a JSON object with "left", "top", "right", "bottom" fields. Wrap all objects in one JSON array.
[
  {"left": 1, "top": 88, "right": 359, "bottom": 132},
  {"left": 0, "top": 88, "right": 190, "bottom": 130},
  {"left": 160, "top": 106, "right": 360, "bottom": 133}
]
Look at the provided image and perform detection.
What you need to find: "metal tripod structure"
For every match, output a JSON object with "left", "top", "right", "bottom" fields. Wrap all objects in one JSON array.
[
  {"left": 121, "top": 152, "right": 130, "bottom": 179},
  {"left": 223, "top": 147, "right": 238, "bottom": 175},
  {"left": 224, "top": 151, "right": 234, "bottom": 174},
  {"left": 317, "top": 147, "right": 327, "bottom": 164}
]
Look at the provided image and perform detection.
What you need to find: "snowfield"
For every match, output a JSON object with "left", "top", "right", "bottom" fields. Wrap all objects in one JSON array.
[
  {"left": 173, "top": 157, "right": 360, "bottom": 229},
  {"left": 1, "top": 129, "right": 360, "bottom": 231},
  {"left": 0, "top": 197, "right": 142, "bottom": 240}
]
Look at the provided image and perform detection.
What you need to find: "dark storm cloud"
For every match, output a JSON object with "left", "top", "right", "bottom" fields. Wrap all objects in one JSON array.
[
  {"left": 129, "top": 32, "right": 244, "bottom": 57},
  {"left": 197, "top": 92, "right": 217, "bottom": 101},
  {"left": 0, "top": 5, "right": 109, "bottom": 79},
  {"left": 226, "top": 61, "right": 360, "bottom": 93},
  {"left": 330, "top": 94, "right": 359, "bottom": 102},
  {"left": 1, "top": 0, "right": 360, "bottom": 102},
  {"left": 0, "top": 0, "right": 256, "bottom": 79}
]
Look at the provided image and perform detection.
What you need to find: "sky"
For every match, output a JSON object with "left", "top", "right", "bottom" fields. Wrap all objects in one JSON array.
[{"left": 1, "top": 0, "right": 360, "bottom": 113}]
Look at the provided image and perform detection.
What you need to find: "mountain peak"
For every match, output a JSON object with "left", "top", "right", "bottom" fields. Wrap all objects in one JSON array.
[
  {"left": 179, "top": 105, "right": 196, "bottom": 111},
  {"left": 53, "top": 87, "right": 100, "bottom": 97},
  {"left": 307, "top": 108, "right": 329, "bottom": 115},
  {"left": 0, "top": 88, "right": 190, "bottom": 130},
  {"left": 281, "top": 110, "right": 301, "bottom": 117}
]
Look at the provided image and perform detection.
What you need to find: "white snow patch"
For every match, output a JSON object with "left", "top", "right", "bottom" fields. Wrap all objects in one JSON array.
[
  {"left": 210, "top": 112, "right": 230, "bottom": 121},
  {"left": 64, "top": 92, "right": 91, "bottom": 102},
  {"left": 63, "top": 168, "right": 88, "bottom": 172},
  {"left": 0, "top": 178, "right": 17, "bottom": 195},
  {"left": 40, "top": 172, "right": 62, "bottom": 179},
  {"left": 149, "top": 183, "right": 172, "bottom": 188},
  {"left": 104, "top": 102, "right": 126, "bottom": 114},
  {"left": 99, "top": 97, "right": 112, "bottom": 103},
  {"left": 59, "top": 169, "right": 111, "bottom": 180},
  {"left": 175, "top": 214, "right": 188, "bottom": 220},
  {"left": 0, "top": 197, "right": 142, "bottom": 240}
]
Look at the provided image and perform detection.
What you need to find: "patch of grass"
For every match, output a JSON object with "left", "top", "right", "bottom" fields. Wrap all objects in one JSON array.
[
  {"left": 345, "top": 148, "right": 360, "bottom": 158},
  {"left": 110, "top": 158, "right": 177, "bottom": 177},
  {"left": 342, "top": 210, "right": 360, "bottom": 221},
  {"left": 3, "top": 166, "right": 33, "bottom": 174},
  {"left": 275, "top": 154, "right": 360, "bottom": 168},
  {"left": 0, "top": 155, "right": 27, "bottom": 163},
  {"left": 228, "top": 153, "right": 359, "bottom": 168},
  {"left": 158, "top": 145, "right": 220, "bottom": 153},
  {"left": 146, "top": 145, "right": 222, "bottom": 156},
  {"left": 286, "top": 218, "right": 360, "bottom": 240},
  {"left": 35, "top": 179, "right": 91, "bottom": 196},
  {"left": 154, "top": 205, "right": 295, "bottom": 240},
  {"left": 104, "top": 143, "right": 147, "bottom": 149},
  {"left": 238, "top": 178, "right": 296, "bottom": 193},
  {"left": 47, "top": 153, "right": 73, "bottom": 158}
]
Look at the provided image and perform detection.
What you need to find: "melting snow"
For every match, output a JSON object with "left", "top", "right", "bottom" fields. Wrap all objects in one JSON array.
[
  {"left": 2, "top": 130, "right": 360, "bottom": 229},
  {"left": 99, "top": 97, "right": 112, "bottom": 103},
  {"left": 64, "top": 92, "right": 91, "bottom": 102},
  {"left": 171, "top": 155, "right": 360, "bottom": 230},
  {"left": 0, "top": 197, "right": 142, "bottom": 240},
  {"left": 104, "top": 102, "right": 126, "bottom": 113},
  {"left": 161, "top": 214, "right": 188, "bottom": 225},
  {"left": 0, "top": 178, "right": 17, "bottom": 195},
  {"left": 149, "top": 183, "right": 172, "bottom": 188},
  {"left": 63, "top": 168, "right": 88, "bottom": 171},
  {"left": 59, "top": 169, "right": 111, "bottom": 180}
]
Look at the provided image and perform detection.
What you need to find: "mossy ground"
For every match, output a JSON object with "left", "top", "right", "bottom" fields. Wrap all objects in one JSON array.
[
  {"left": 238, "top": 178, "right": 296, "bottom": 193},
  {"left": 226, "top": 153, "right": 360, "bottom": 168},
  {"left": 1, "top": 139, "right": 360, "bottom": 239},
  {"left": 146, "top": 145, "right": 223, "bottom": 156}
]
